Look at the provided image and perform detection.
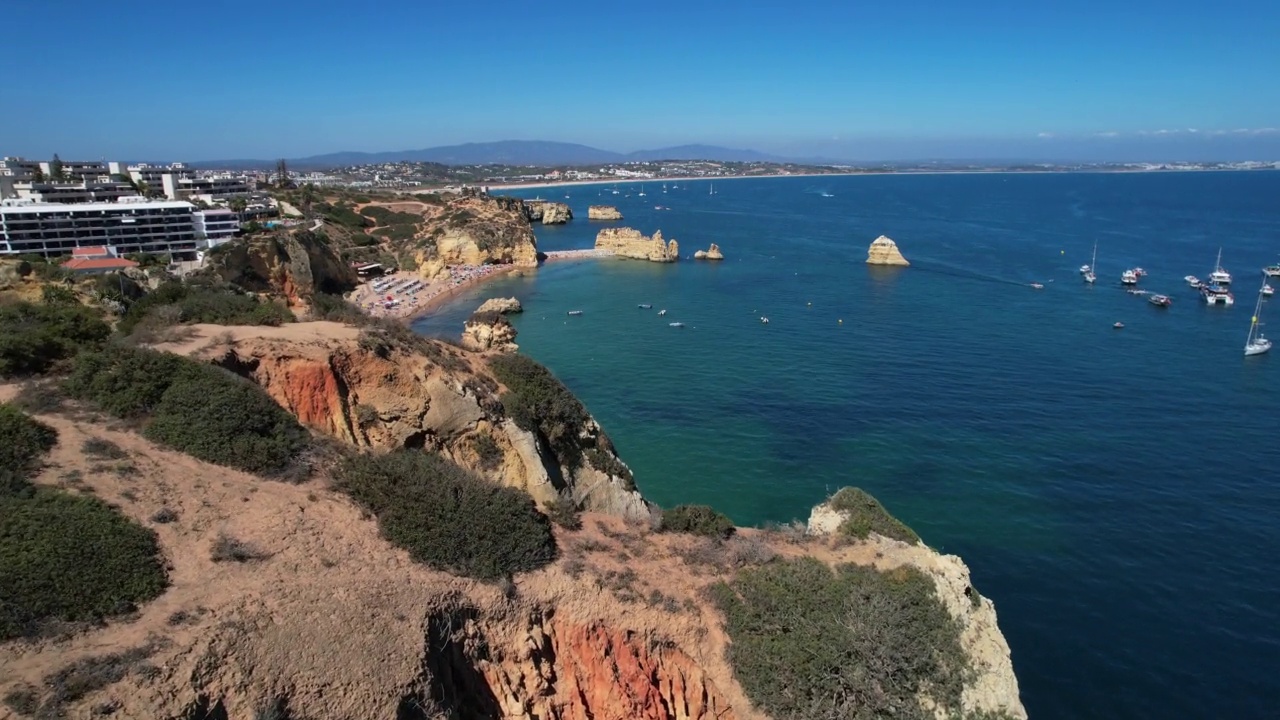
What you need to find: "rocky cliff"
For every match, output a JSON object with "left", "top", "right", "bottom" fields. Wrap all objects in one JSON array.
[
  {"left": 462, "top": 310, "right": 520, "bottom": 353},
  {"left": 476, "top": 297, "right": 523, "bottom": 315},
  {"left": 199, "top": 229, "right": 359, "bottom": 305},
  {"left": 588, "top": 205, "right": 623, "bottom": 221},
  {"left": 866, "top": 234, "right": 910, "bottom": 266},
  {"left": 808, "top": 501, "right": 1026, "bottom": 719},
  {"left": 167, "top": 323, "right": 648, "bottom": 520},
  {"left": 524, "top": 201, "right": 573, "bottom": 225},
  {"left": 414, "top": 195, "right": 540, "bottom": 280},
  {"left": 693, "top": 243, "right": 724, "bottom": 261},
  {"left": 595, "top": 228, "right": 679, "bottom": 263}
]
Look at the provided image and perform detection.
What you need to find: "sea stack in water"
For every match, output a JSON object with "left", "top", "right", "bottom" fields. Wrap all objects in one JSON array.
[
  {"left": 594, "top": 227, "right": 679, "bottom": 262},
  {"left": 866, "top": 235, "right": 910, "bottom": 266},
  {"left": 524, "top": 200, "right": 573, "bottom": 225},
  {"left": 693, "top": 243, "right": 724, "bottom": 261},
  {"left": 462, "top": 307, "right": 519, "bottom": 353},
  {"left": 588, "top": 205, "right": 624, "bottom": 221},
  {"left": 475, "top": 297, "right": 523, "bottom": 315}
]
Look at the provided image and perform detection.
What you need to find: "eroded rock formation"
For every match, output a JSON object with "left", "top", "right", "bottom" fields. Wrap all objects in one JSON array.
[
  {"left": 595, "top": 228, "right": 679, "bottom": 263},
  {"left": 866, "top": 234, "right": 910, "bottom": 266},
  {"left": 199, "top": 229, "right": 359, "bottom": 305},
  {"left": 476, "top": 297, "right": 523, "bottom": 315},
  {"left": 693, "top": 243, "right": 724, "bottom": 261},
  {"left": 588, "top": 205, "right": 623, "bottom": 221},
  {"left": 462, "top": 310, "right": 519, "bottom": 353},
  {"left": 415, "top": 195, "right": 540, "bottom": 280},
  {"left": 181, "top": 323, "right": 648, "bottom": 519},
  {"left": 525, "top": 201, "right": 573, "bottom": 225}
]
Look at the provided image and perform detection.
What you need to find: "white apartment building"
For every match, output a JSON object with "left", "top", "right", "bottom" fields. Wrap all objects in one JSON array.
[
  {"left": 192, "top": 208, "right": 239, "bottom": 246},
  {"left": 0, "top": 178, "right": 137, "bottom": 204},
  {"left": 0, "top": 196, "right": 199, "bottom": 259}
]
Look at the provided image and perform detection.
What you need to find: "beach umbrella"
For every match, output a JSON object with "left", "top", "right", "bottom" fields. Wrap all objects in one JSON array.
[{"left": 386, "top": 295, "right": 393, "bottom": 301}]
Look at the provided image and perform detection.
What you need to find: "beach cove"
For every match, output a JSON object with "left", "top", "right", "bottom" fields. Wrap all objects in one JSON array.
[{"left": 413, "top": 170, "right": 1280, "bottom": 720}]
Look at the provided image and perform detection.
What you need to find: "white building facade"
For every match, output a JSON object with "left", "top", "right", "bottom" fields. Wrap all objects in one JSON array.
[
  {"left": 192, "top": 208, "right": 240, "bottom": 246},
  {"left": 0, "top": 197, "right": 199, "bottom": 258}
]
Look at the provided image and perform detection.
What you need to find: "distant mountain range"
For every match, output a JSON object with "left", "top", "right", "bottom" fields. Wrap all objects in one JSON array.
[{"left": 190, "top": 141, "right": 793, "bottom": 170}]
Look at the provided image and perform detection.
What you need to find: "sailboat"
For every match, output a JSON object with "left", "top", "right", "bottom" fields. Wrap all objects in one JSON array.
[
  {"left": 1209, "top": 247, "right": 1231, "bottom": 285},
  {"left": 662, "top": 183, "right": 668, "bottom": 193},
  {"left": 1245, "top": 278, "right": 1272, "bottom": 356},
  {"left": 709, "top": 183, "right": 716, "bottom": 195},
  {"left": 1083, "top": 240, "right": 1097, "bottom": 284},
  {"left": 638, "top": 185, "right": 646, "bottom": 197}
]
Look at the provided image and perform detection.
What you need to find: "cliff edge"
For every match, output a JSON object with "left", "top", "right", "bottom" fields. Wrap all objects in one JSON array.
[{"left": 588, "top": 205, "right": 623, "bottom": 221}]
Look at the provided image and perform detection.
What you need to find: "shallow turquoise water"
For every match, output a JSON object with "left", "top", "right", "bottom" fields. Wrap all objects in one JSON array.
[{"left": 413, "top": 172, "right": 1280, "bottom": 719}]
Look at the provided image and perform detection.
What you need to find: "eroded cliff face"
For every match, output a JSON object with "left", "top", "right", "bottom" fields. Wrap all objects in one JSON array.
[
  {"left": 414, "top": 195, "right": 540, "bottom": 280},
  {"left": 595, "top": 228, "right": 679, "bottom": 262},
  {"left": 171, "top": 323, "right": 648, "bottom": 520},
  {"left": 200, "top": 229, "right": 358, "bottom": 304}
]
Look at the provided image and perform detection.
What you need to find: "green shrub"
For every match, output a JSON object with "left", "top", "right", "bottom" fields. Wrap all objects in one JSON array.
[
  {"left": 63, "top": 344, "right": 187, "bottom": 418},
  {"left": 0, "top": 488, "right": 168, "bottom": 640},
  {"left": 712, "top": 558, "right": 969, "bottom": 720},
  {"left": 307, "top": 292, "right": 369, "bottom": 324},
  {"left": 828, "top": 487, "right": 920, "bottom": 544},
  {"left": 0, "top": 403, "right": 58, "bottom": 485},
  {"left": 144, "top": 363, "right": 309, "bottom": 474},
  {"left": 584, "top": 447, "right": 634, "bottom": 489},
  {"left": 544, "top": 496, "right": 582, "bottom": 531},
  {"left": 488, "top": 354, "right": 590, "bottom": 462},
  {"left": 0, "top": 300, "right": 111, "bottom": 377},
  {"left": 336, "top": 451, "right": 557, "bottom": 580},
  {"left": 65, "top": 346, "right": 309, "bottom": 474},
  {"left": 660, "top": 504, "right": 735, "bottom": 539},
  {"left": 118, "top": 281, "right": 294, "bottom": 336}
]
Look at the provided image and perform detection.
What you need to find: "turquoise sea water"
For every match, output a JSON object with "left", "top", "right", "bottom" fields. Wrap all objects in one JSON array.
[{"left": 413, "top": 172, "right": 1280, "bottom": 719}]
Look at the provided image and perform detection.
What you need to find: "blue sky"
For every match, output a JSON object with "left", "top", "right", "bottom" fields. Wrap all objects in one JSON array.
[{"left": 2, "top": 0, "right": 1278, "bottom": 162}]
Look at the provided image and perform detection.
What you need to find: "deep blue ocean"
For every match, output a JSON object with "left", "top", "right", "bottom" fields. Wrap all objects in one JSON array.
[{"left": 413, "top": 172, "right": 1280, "bottom": 719}]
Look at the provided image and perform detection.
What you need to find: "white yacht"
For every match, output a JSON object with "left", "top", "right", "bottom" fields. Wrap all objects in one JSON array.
[
  {"left": 1121, "top": 269, "right": 1138, "bottom": 285},
  {"left": 1245, "top": 279, "right": 1272, "bottom": 356},
  {"left": 1208, "top": 248, "right": 1231, "bottom": 285},
  {"left": 1202, "top": 284, "right": 1235, "bottom": 306},
  {"left": 1264, "top": 263, "right": 1280, "bottom": 278},
  {"left": 1083, "top": 241, "right": 1097, "bottom": 284},
  {"left": 1184, "top": 275, "right": 1201, "bottom": 286},
  {"left": 1263, "top": 284, "right": 1274, "bottom": 298}
]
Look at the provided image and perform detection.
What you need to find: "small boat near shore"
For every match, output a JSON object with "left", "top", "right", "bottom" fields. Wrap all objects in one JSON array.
[
  {"left": 1114, "top": 322, "right": 1125, "bottom": 329},
  {"left": 1265, "top": 263, "right": 1280, "bottom": 278},
  {"left": 1185, "top": 275, "right": 1201, "bottom": 286},
  {"left": 1263, "top": 283, "right": 1274, "bottom": 298},
  {"left": 638, "top": 304, "right": 652, "bottom": 309},
  {"left": 658, "top": 309, "right": 667, "bottom": 316},
  {"left": 1121, "top": 269, "right": 1138, "bottom": 285},
  {"left": 1030, "top": 283, "right": 1044, "bottom": 290},
  {"left": 1149, "top": 294, "right": 1172, "bottom": 307},
  {"left": 668, "top": 322, "right": 685, "bottom": 328},
  {"left": 567, "top": 310, "right": 584, "bottom": 316}
]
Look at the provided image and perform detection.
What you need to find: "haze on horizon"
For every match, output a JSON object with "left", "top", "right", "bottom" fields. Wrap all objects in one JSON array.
[{"left": 3, "top": 0, "right": 1278, "bottom": 164}]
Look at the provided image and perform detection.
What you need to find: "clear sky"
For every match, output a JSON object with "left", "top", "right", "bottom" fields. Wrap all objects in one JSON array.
[{"left": 3, "top": 0, "right": 1278, "bottom": 162}]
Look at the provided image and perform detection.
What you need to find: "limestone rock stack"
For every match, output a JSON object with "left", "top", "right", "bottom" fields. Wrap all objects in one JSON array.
[
  {"left": 475, "top": 297, "right": 523, "bottom": 315},
  {"left": 594, "top": 227, "right": 679, "bottom": 262},
  {"left": 865, "top": 235, "right": 910, "bottom": 266},
  {"left": 525, "top": 201, "right": 573, "bottom": 225},
  {"left": 588, "top": 205, "right": 623, "bottom": 221},
  {"left": 693, "top": 243, "right": 724, "bottom": 260},
  {"left": 461, "top": 311, "right": 519, "bottom": 353}
]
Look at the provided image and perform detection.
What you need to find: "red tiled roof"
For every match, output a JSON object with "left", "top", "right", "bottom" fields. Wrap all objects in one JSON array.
[
  {"left": 71, "top": 246, "right": 111, "bottom": 258},
  {"left": 62, "top": 257, "right": 138, "bottom": 272}
]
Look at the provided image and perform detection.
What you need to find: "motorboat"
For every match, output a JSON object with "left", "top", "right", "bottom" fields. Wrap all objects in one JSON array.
[
  {"left": 1079, "top": 264, "right": 1092, "bottom": 274},
  {"left": 1265, "top": 263, "right": 1280, "bottom": 278},
  {"left": 1030, "top": 283, "right": 1044, "bottom": 289},
  {"left": 658, "top": 309, "right": 667, "bottom": 316},
  {"left": 1121, "top": 270, "right": 1138, "bottom": 285},
  {"left": 1202, "top": 284, "right": 1234, "bottom": 306},
  {"left": 1113, "top": 322, "right": 1125, "bottom": 329},
  {"left": 668, "top": 322, "right": 685, "bottom": 328},
  {"left": 638, "top": 304, "right": 653, "bottom": 309},
  {"left": 567, "top": 310, "right": 584, "bottom": 316},
  {"left": 1127, "top": 289, "right": 1149, "bottom": 295},
  {"left": 1263, "top": 284, "right": 1274, "bottom": 298},
  {"left": 1185, "top": 275, "right": 1201, "bottom": 286},
  {"left": 1245, "top": 278, "right": 1272, "bottom": 356},
  {"left": 1133, "top": 267, "right": 1148, "bottom": 278},
  {"left": 1148, "top": 294, "right": 1172, "bottom": 307},
  {"left": 760, "top": 316, "right": 770, "bottom": 324},
  {"left": 1208, "top": 248, "right": 1231, "bottom": 285}
]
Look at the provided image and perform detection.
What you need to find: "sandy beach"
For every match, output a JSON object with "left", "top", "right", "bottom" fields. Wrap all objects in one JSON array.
[{"left": 347, "top": 264, "right": 519, "bottom": 320}]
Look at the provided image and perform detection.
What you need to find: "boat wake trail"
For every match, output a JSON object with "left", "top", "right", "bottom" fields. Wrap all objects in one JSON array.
[{"left": 908, "top": 260, "right": 1034, "bottom": 287}]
